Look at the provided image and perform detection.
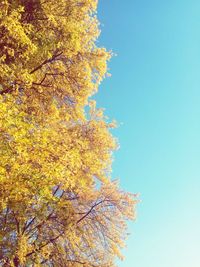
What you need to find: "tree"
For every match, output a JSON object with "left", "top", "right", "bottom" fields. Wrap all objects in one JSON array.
[{"left": 0, "top": 1, "right": 138, "bottom": 266}]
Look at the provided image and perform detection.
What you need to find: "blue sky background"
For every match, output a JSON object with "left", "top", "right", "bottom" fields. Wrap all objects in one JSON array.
[{"left": 96, "top": 1, "right": 200, "bottom": 267}]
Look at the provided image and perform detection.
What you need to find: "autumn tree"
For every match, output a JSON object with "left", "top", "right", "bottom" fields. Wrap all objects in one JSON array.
[{"left": 0, "top": 0, "right": 137, "bottom": 266}]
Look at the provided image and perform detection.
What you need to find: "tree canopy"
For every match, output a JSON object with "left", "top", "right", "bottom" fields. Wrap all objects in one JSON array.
[{"left": 0, "top": 1, "right": 137, "bottom": 266}]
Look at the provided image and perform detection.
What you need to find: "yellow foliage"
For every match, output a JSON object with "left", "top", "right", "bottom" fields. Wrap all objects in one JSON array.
[{"left": 0, "top": 0, "right": 138, "bottom": 266}]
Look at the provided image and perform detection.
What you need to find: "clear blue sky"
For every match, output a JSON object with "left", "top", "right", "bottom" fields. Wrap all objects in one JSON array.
[{"left": 97, "top": 1, "right": 200, "bottom": 267}]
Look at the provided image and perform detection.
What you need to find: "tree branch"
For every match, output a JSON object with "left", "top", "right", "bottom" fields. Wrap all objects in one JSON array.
[
  {"left": 0, "top": 86, "right": 14, "bottom": 95},
  {"left": 77, "top": 199, "right": 105, "bottom": 224},
  {"left": 26, "top": 232, "right": 63, "bottom": 258},
  {"left": 30, "top": 52, "right": 63, "bottom": 74}
]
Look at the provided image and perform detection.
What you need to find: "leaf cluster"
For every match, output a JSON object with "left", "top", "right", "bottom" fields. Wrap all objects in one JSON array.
[{"left": 0, "top": 1, "right": 138, "bottom": 266}]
